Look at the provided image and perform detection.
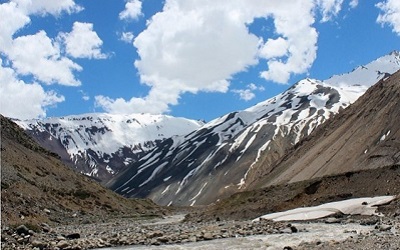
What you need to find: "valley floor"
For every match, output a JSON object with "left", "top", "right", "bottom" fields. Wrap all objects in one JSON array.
[{"left": 1, "top": 197, "right": 399, "bottom": 250}]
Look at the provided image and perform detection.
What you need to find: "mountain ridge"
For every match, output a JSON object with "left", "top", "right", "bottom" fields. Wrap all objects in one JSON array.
[
  {"left": 106, "top": 51, "right": 400, "bottom": 206},
  {"left": 15, "top": 113, "right": 204, "bottom": 181},
  {"left": 249, "top": 69, "right": 400, "bottom": 189}
]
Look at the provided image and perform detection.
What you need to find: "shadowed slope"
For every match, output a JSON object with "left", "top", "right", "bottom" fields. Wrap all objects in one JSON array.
[{"left": 1, "top": 115, "right": 163, "bottom": 228}]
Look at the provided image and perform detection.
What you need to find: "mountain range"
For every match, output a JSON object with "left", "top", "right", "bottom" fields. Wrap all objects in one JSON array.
[
  {"left": 105, "top": 51, "right": 400, "bottom": 206},
  {"left": 188, "top": 66, "right": 400, "bottom": 222},
  {"left": 15, "top": 114, "right": 203, "bottom": 181},
  {"left": 14, "top": 51, "right": 400, "bottom": 206}
]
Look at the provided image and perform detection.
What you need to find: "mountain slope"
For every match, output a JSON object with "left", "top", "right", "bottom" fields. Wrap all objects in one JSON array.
[
  {"left": 190, "top": 69, "right": 400, "bottom": 222},
  {"left": 106, "top": 51, "right": 400, "bottom": 206},
  {"left": 1, "top": 115, "right": 163, "bottom": 227},
  {"left": 15, "top": 113, "right": 203, "bottom": 182},
  {"left": 250, "top": 69, "right": 400, "bottom": 189}
]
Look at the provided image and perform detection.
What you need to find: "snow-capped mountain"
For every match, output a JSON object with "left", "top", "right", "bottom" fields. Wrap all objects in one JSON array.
[
  {"left": 16, "top": 113, "right": 204, "bottom": 181},
  {"left": 251, "top": 68, "right": 400, "bottom": 191},
  {"left": 106, "top": 51, "right": 400, "bottom": 206}
]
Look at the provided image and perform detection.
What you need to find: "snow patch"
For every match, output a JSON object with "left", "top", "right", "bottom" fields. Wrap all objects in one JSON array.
[{"left": 253, "top": 196, "right": 396, "bottom": 222}]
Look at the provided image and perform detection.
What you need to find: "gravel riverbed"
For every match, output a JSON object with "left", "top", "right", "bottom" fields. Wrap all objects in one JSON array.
[{"left": 1, "top": 212, "right": 399, "bottom": 250}]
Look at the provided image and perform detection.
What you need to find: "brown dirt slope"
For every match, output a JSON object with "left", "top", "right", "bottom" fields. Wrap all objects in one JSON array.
[
  {"left": 187, "top": 164, "right": 400, "bottom": 222},
  {"left": 1, "top": 115, "right": 164, "bottom": 228},
  {"left": 188, "top": 70, "right": 400, "bottom": 222},
  {"left": 248, "top": 70, "right": 400, "bottom": 189}
]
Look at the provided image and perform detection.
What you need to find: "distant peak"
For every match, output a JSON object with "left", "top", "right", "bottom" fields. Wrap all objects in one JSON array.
[{"left": 389, "top": 50, "right": 399, "bottom": 56}]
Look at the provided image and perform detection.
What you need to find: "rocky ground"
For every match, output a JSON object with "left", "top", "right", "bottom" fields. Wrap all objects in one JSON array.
[
  {"left": 1, "top": 214, "right": 290, "bottom": 249},
  {"left": 1, "top": 199, "right": 400, "bottom": 250},
  {"left": 2, "top": 115, "right": 400, "bottom": 249}
]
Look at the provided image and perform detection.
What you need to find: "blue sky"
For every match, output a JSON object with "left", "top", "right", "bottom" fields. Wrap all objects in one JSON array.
[{"left": 0, "top": 0, "right": 399, "bottom": 122}]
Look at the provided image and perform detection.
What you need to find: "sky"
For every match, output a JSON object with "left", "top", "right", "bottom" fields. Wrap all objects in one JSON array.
[{"left": 0, "top": 0, "right": 399, "bottom": 122}]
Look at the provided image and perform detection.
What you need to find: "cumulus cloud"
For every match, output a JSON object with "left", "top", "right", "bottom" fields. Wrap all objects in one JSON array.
[
  {"left": 119, "top": 31, "right": 135, "bottom": 43},
  {"left": 259, "top": 37, "right": 289, "bottom": 59},
  {"left": 0, "top": 59, "right": 65, "bottom": 119},
  {"left": 232, "top": 83, "right": 265, "bottom": 101},
  {"left": 8, "top": 30, "right": 82, "bottom": 86},
  {"left": 376, "top": 0, "right": 400, "bottom": 35},
  {"left": 59, "top": 22, "right": 107, "bottom": 59},
  {"left": 12, "top": 0, "right": 83, "bottom": 16},
  {"left": 95, "top": 0, "right": 348, "bottom": 115},
  {"left": 119, "top": 0, "right": 142, "bottom": 21},
  {"left": 0, "top": 0, "right": 103, "bottom": 119}
]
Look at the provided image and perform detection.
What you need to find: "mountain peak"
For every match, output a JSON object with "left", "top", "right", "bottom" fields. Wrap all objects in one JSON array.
[{"left": 324, "top": 51, "right": 400, "bottom": 88}]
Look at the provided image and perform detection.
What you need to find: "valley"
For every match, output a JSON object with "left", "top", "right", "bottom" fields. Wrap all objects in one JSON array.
[{"left": 1, "top": 52, "right": 400, "bottom": 249}]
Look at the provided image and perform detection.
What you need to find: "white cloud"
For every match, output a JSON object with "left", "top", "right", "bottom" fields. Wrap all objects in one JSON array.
[
  {"left": 232, "top": 83, "right": 265, "bottom": 101},
  {"left": 59, "top": 22, "right": 107, "bottom": 59},
  {"left": 96, "top": 0, "right": 348, "bottom": 115},
  {"left": 0, "top": 1, "right": 86, "bottom": 86},
  {"left": 259, "top": 37, "right": 288, "bottom": 59},
  {"left": 0, "top": 0, "right": 101, "bottom": 119},
  {"left": 12, "top": 0, "right": 83, "bottom": 16},
  {"left": 119, "top": 31, "right": 135, "bottom": 43},
  {"left": 0, "top": 2, "right": 31, "bottom": 51},
  {"left": 259, "top": 1, "right": 318, "bottom": 84},
  {"left": 79, "top": 90, "right": 90, "bottom": 101},
  {"left": 0, "top": 59, "right": 65, "bottom": 119},
  {"left": 376, "top": 0, "right": 400, "bottom": 36},
  {"left": 119, "top": 0, "right": 142, "bottom": 21},
  {"left": 7, "top": 31, "right": 82, "bottom": 86},
  {"left": 316, "top": 0, "right": 344, "bottom": 22},
  {"left": 349, "top": 0, "right": 359, "bottom": 9}
]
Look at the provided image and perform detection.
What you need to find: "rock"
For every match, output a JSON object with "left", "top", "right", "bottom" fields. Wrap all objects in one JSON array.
[
  {"left": 325, "top": 217, "right": 341, "bottom": 224},
  {"left": 290, "top": 225, "right": 298, "bottom": 233},
  {"left": 379, "top": 224, "right": 392, "bottom": 231},
  {"left": 56, "top": 240, "right": 69, "bottom": 249},
  {"left": 16, "top": 237, "right": 24, "bottom": 243},
  {"left": 280, "top": 228, "right": 293, "bottom": 234},
  {"left": 360, "top": 218, "right": 379, "bottom": 226},
  {"left": 157, "top": 236, "right": 169, "bottom": 243},
  {"left": 31, "top": 240, "right": 47, "bottom": 249},
  {"left": 118, "top": 236, "right": 128, "bottom": 245},
  {"left": 16, "top": 225, "right": 29, "bottom": 235},
  {"left": 150, "top": 238, "right": 160, "bottom": 245},
  {"left": 44, "top": 209, "right": 51, "bottom": 214},
  {"left": 203, "top": 232, "right": 213, "bottom": 240},
  {"left": 56, "top": 235, "right": 66, "bottom": 241},
  {"left": 41, "top": 223, "right": 51, "bottom": 233},
  {"left": 189, "top": 235, "right": 197, "bottom": 242},
  {"left": 147, "top": 230, "right": 163, "bottom": 238},
  {"left": 66, "top": 233, "right": 80, "bottom": 239}
]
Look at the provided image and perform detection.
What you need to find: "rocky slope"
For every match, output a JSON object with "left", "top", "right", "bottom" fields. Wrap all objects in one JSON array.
[
  {"left": 15, "top": 114, "right": 203, "bottom": 182},
  {"left": 249, "top": 69, "right": 400, "bottom": 189},
  {"left": 106, "top": 51, "right": 400, "bottom": 206},
  {"left": 0, "top": 115, "right": 163, "bottom": 229}
]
